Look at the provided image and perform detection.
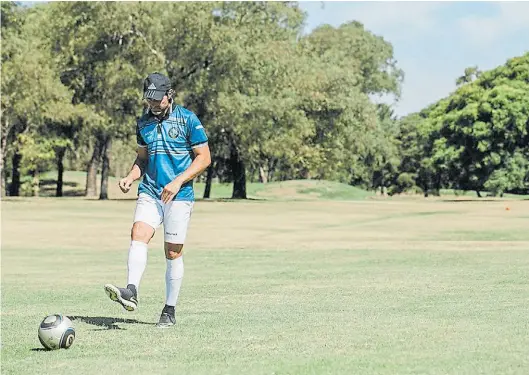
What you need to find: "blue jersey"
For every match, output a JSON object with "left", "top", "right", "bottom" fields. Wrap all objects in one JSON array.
[{"left": 136, "top": 104, "right": 208, "bottom": 201}]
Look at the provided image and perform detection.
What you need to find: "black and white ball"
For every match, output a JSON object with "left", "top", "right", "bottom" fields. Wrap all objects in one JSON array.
[{"left": 38, "top": 314, "right": 75, "bottom": 350}]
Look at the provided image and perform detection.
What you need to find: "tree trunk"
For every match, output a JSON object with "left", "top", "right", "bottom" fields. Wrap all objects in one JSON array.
[
  {"left": 85, "top": 137, "right": 103, "bottom": 197},
  {"left": 31, "top": 169, "right": 39, "bottom": 197},
  {"left": 203, "top": 165, "right": 213, "bottom": 199},
  {"left": 56, "top": 148, "right": 66, "bottom": 197},
  {"left": 268, "top": 159, "right": 277, "bottom": 182},
  {"left": 0, "top": 155, "right": 5, "bottom": 198},
  {"left": 259, "top": 165, "right": 268, "bottom": 184},
  {"left": 99, "top": 137, "right": 112, "bottom": 200},
  {"left": 0, "top": 131, "right": 7, "bottom": 197},
  {"left": 9, "top": 151, "right": 21, "bottom": 196},
  {"left": 230, "top": 144, "right": 246, "bottom": 199},
  {"left": 1, "top": 116, "right": 10, "bottom": 197},
  {"left": 0, "top": 160, "right": 5, "bottom": 197},
  {"left": 434, "top": 174, "right": 442, "bottom": 196},
  {"left": 423, "top": 183, "right": 429, "bottom": 197}
]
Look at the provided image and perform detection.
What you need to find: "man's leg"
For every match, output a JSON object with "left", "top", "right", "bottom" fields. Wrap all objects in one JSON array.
[
  {"left": 105, "top": 194, "right": 161, "bottom": 311},
  {"left": 157, "top": 200, "right": 193, "bottom": 328},
  {"left": 157, "top": 243, "right": 184, "bottom": 327},
  {"left": 125, "top": 221, "right": 155, "bottom": 295}
]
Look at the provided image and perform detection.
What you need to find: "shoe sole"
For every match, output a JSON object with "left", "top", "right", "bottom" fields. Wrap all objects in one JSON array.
[{"left": 104, "top": 284, "right": 137, "bottom": 312}]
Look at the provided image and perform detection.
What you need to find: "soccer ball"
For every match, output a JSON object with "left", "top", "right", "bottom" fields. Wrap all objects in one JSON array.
[{"left": 38, "top": 314, "right": 75, "bottom": 350}]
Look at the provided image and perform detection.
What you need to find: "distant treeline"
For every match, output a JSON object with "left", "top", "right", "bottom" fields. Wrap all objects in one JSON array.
[{"left": 1, "top": 2, "right": 528, "bottom": 198}]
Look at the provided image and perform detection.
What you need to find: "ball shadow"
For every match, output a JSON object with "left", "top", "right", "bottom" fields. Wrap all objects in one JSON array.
[{"left": 69, "top": 316, "right": 155, "bottom": 330}]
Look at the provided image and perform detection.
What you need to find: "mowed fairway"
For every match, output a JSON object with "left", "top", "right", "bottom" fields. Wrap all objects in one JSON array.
[{"left": 2, "top": 196, "right": 529, "bottom": 374}]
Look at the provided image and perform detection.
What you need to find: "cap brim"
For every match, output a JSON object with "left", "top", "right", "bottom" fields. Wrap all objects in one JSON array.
[{"left": 144, "top": 90, "right": 165, "bottom": 101}]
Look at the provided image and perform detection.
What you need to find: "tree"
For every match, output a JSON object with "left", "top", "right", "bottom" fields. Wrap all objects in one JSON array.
[
  {"left": 456, "top": 66, "right": 482, "bottom": 86},
  {"left": 164, "top": 2, "right": 308, "bottom": 198},
  {"left": 368, "top": 104, "right": 401, "bottom": 195},
  {"left": 398, "top": 54, "right": 529, "bottom": 197},
  {"left": 2, "top": 1, "right": 408, "bottom": 199},
  {"left": 302, "top": 21, "right": 403, "bottom": 97},
  {"left": 293, "top": 21, "right": 403, "bottom": 188},
  {"left": 431, "top": 54, "right": 528, "bottom": 196},
  {"left": 1, "top": 3, "right": 84, "bottom": 197},
  {"left": 44, "top": 1, "right": 167, "bottom": 199},
  {"left": 1, "top": 1, "right": 25, "bottom": 196}
]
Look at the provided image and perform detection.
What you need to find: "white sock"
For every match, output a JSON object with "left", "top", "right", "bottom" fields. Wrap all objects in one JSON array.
[
  {"left": 165, "top": 256, "right": 184, "bottom": 306},
  {"left": 127, "top": 240, "right": 148, "bottom": 292}
]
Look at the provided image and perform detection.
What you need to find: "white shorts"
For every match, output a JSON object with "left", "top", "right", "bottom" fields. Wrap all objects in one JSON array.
[{"left": 133, "top": 193, "right": 194, "bottom": 244}]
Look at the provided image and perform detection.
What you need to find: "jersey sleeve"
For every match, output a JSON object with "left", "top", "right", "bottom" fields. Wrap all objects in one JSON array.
[
  {"left": 136, "top": 122, "right": 147, "bottom": 148},
  {"left": 187, "top": 113, "right": 208, "bottom": 147}
]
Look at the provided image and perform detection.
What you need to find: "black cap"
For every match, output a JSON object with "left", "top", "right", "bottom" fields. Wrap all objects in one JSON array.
[{"left": 143, "top": 72, "right": 171, "bottom": 101}]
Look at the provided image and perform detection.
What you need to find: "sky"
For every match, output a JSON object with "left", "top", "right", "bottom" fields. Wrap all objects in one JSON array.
[{"left": 298, "top": 1, "right": 529, "bottom": 117}]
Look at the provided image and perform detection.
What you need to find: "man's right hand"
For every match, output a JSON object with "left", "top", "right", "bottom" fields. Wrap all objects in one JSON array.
[{"left": 119, "top": 177, "right": 134, "bottom": 193}]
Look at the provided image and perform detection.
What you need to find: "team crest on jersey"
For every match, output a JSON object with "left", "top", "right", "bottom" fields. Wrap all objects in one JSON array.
[{"left": 168, "top": 126, "right": 179, "bottom": 139}]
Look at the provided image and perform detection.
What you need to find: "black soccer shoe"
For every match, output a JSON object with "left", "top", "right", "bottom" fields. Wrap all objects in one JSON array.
[
  {"left": 156, "top": 311, "right": 176, "bottom": 328},
  {"left": 104, "top": 284, "right": 138, "bottom": 312}
]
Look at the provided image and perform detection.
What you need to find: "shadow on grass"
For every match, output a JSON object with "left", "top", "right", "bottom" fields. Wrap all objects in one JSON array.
[
  {"left": 69, "top": 316, "right": 155, "bottom": 330},
  {"left": 42, "top": 190, "right": 86, "bottom": 197},
  {"left": 30, "top": 348, "right": 48, "bottom": 352},
  {"left": 104, "top": 197, "right": 268, "bottom": 202},
  {"left": 39, "top": 179, "right": 86, "bottom": 197},
  {"left": 39, "top": 179, "right": 79, "bottom": 188},
  {"left": 442, "top": 199, "right": 505, "bottom": 202},
  {"left": 196, "top": 197, "right": 267, "bottom": 202}
]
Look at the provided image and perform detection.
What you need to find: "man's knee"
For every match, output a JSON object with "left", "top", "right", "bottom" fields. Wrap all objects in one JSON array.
[
  {"left": 131, "top": 222, "right": 154, "bottom": 242},
  {"left": 165, "top": 243, "right": 184, "bottom": 260}
]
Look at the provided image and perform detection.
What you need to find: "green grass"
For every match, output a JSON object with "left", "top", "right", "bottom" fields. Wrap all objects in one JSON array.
[
  {"left": 439, "top": 188, "right": 529, "bottom": 200},
  {"left": 289, "top": 180, "right": 373, "bottom": 200},
  {"left": 36, "top": 171, "right": 375, "bottom": 201},
  {"left": 436, "top": 230, "right": 529, "bottom": 241},
  {"left": 34, "top": 171, "right": 529, "bottom": 202},
  {"left": 2, "top": 198, "right": 529, "bottom": 374}
]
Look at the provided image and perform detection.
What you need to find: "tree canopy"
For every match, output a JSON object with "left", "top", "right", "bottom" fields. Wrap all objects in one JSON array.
[{"left": 1, "top": 2, "right": 526, "bottom": 199}]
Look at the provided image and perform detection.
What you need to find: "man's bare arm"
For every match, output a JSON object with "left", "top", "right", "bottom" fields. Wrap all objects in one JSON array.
[
  {"left": 176, "top": 144, "right": 211, "bottom": 185},
  {"left": 119, "top": 147, "right": 148, "bottom": 193},
  {"left": 160, "top": 144, "right": 211, "bottom": 203}
]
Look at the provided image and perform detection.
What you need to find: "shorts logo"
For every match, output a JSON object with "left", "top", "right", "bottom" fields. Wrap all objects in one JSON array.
[{"left": 168, "top": 126, "right": 179, "bottom": 139}]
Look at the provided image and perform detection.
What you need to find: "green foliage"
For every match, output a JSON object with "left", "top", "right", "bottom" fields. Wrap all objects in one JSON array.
[
  {"left": 483, "top": 151, "right": 529, "bottom": 196},
  {"left": 456, "top": 66, "right": 481, "bottom": 86},
  {"left": 430, "top": 54, "right": 529, "bottom": 195},
  {"left": 3, "top": 2, "right": 526, "bottom": 199},
  {"left": 303, "top": 21, "right": 403, "bottom": 97},
  {"left": 2, "top": 2, "right": 405, "bottom": 197},
  {"left": 395, "top": 53, "right": 529, "bottom": 197},
  {"left": 1, "top": 3, "right": 89, "bottom": 195},
  {"left": 16, "top": 133, "right": 64, "bottom": 174},
  {"left": 44, "top": 2, "right": 162, "bottom": 135}
]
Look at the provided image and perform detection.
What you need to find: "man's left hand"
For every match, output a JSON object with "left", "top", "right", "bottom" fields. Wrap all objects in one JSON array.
[{"left": 161, "top": 178, "right": 183, "bottom": 204}]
